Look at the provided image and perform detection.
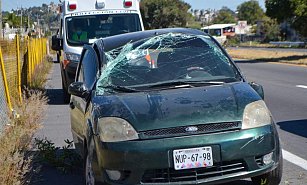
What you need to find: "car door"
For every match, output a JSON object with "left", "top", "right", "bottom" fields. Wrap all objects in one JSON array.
[{"left": 70, "top": 46, "right": 99, "bottom": 157}]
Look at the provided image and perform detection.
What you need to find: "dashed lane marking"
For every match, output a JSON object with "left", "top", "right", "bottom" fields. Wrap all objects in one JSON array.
[
  {"left": 282, "top": 149, "right": 307, "bottom": 171},
  {"left": 296, "top": 85, "right": 307, "bottom": 89}
]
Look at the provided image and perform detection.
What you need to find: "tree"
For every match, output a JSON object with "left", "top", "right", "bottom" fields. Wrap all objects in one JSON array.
[
  {"left": 259, "top": 17, "right": 281, "bottom": 42},
  {"left": 3, "top": 13, "right": 20, "bottom": 28},
  {"left": 237, "top": 0, "right": 265, "bottom": 25},
  {"left": 266, "top": 0, "right": 307, "bottom": 37},
  {"left": 140, "top": 0, "right": 191, "bottom": 29},
  {"left": 212, "top": 7, "right": 236, "bottom": 24},
  {"left": 186, "top": 13, "right": 202, "bottom": 29},
  {"left": 266, "top": 0, "right": 293, "bottom": 22}
]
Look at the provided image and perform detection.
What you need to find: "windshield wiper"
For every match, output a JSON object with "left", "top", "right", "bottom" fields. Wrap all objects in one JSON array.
[
  {"left": 104, "top": 84, "right": 140, "bottom": 93},
  {"left": 144, "top": 80, "right": 225, "bottom": 89}
]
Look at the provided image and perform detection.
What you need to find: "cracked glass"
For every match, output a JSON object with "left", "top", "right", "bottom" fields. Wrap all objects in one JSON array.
[{"left": 96, "top": 33, "right": 241, "bottom": 95}]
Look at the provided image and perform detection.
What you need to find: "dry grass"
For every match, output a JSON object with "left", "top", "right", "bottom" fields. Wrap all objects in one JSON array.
[
  {"left": 0, "top": 91, "right": 47, "bottom": 185},
  {"left": 30, "top": 56, "right": 53, "bottom": 90},
  {"left": 228, "top": 48, "right": 307, "bottom": 65},
  {"left": 0, "top": 55, "right": 52, "bottom": 184}
]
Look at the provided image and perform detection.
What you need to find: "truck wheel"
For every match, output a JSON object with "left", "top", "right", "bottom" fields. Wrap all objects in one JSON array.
[
  {"left": 55, "top": 53, "right": 60, "bottom": 63},
  {"left": 62, "top": 81, "right": 71, "bottom": 104},
  {"left": 251, "top": 158, "right": 283, "bottom": 185}
]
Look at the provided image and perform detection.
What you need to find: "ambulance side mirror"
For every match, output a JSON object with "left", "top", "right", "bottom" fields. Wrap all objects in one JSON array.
[{"left": 51, "top": 35, "right": 63, "bottom": 51}]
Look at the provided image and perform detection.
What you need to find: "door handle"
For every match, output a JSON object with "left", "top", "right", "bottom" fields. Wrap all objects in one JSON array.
[{"left": 69, "top": 102, "right": 75, "bottom": 109}]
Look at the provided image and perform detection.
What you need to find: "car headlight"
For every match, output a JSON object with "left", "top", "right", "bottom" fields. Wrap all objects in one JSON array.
[
  {"left": 65, "top": 52, "right": 80, "bottom": 62},
  {"left": 242, "top": 100, "right": 272, "bottom": 129},
  {"left": 97, "top": 117, "right": 139, "bottom": 142}
]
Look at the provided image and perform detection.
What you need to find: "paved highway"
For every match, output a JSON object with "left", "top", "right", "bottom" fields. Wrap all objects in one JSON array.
[
  {"left": 229, "top": 47, "right": 307, "bottom": 53},
  {"left": 32, "top": 61, "right": 307, "bottom": 184},
  {"left": 237, "top": 61, "right": 307, "bottom": 159},
  {"left": 237, "top": 61, "right": 307, "bottom": 184}
]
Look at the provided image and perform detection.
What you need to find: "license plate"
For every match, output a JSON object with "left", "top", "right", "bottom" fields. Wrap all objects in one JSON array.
[{"left": 173, "top": 146, "right": 213, "bottom": 170}]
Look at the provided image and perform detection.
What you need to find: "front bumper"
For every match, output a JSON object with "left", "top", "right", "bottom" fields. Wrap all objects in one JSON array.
[{"left": 94, "top": 125, "right": 281, "bottom": 185}]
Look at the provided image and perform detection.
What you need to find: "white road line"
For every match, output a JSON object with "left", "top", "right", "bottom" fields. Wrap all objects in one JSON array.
[
  {"left": 282, "top": 149, "right": 307, "bottom": 171},
  {"left": 296, "top": 85, "right": 307, "bottom": 89}
]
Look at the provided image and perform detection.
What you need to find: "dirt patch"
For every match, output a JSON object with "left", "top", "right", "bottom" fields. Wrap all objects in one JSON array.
[{"left": 228, "top": 48, "right": 307, "bottom": 65}]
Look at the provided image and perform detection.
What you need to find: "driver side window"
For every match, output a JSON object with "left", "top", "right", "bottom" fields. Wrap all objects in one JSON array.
[{"left": 77, "top": 49, "right": 99, "bottom": 90}]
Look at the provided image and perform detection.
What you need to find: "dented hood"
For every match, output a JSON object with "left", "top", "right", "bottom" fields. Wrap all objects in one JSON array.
[{"left": 92, "top": 82, "right": 261, "bottom": 131}]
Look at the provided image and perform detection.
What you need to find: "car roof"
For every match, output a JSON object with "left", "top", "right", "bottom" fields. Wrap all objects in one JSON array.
[{"left": 94, "top": 28, "right": 208, "bottom": 52}]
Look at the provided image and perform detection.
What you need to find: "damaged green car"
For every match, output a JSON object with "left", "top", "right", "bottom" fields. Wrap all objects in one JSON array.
[{"left": 68, "top": 28, "right": 282, "bottom": 185}]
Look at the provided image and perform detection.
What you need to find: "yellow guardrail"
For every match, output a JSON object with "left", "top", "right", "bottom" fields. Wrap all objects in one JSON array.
[{"left": 0, "top": 35, "right": 48, "bottom": 127}]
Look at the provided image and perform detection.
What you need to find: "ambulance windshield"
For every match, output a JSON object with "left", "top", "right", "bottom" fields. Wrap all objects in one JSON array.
[{"left": 66, "top": 14, "right": 142, "bottom": 46}]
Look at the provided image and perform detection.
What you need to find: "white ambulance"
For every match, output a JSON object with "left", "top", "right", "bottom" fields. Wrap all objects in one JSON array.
[{"left": 52, "top": 0, "right": 144, "bottom": 103}]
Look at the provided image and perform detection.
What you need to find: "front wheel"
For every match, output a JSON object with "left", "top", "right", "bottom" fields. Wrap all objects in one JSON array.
[
  {"left": 62, "top": 80, "right": 70, "bottom": 104},
  {"left": 251, "top": 158, "right": 283, "bottom": 185},
  {"left": 60, "top": 66, "right": 71, "bottom": 104}
]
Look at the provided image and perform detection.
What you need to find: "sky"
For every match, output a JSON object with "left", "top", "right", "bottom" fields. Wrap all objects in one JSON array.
[{"left": 2, "top": 0, "right": 265, "bottom": 11}]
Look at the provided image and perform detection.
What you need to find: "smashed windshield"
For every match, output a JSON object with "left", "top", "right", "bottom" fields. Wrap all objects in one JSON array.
[
  {"left": 96, "top": 33, "right": 241, "bottom": 94},
  {"left": 66, "top": 14, "right": 141, "bottom": 46}
]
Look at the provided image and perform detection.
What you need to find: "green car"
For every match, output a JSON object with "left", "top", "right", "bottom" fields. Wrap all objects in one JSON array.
[{"left": 69, "top": 28, "right": 282, "bottom": 185}]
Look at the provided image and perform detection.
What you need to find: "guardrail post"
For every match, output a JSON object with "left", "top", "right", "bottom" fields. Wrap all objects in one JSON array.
[
  {"left": 15, "top": 35, "right": 22, "bottom": 103},
  {"left": 27, "top": 38, "right": 32, "bottom": 86}
]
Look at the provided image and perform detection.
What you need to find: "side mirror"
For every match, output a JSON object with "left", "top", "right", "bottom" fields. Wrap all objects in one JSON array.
[
  {"left": 68, "top": 82, "right": 90, "bottom": 98},
  {"left": 51, "top": 35, "right": 63, "bottom": 51},
  {"left": 249, "top": 82, "right": 264, "bottom": 99}
]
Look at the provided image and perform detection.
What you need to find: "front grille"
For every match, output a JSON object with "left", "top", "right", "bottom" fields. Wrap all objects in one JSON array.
[
  {"left": 142, "top": 161, "right": 247, "bottom": 183},
  {"left": 141, "top": 122, "right": 240, "bottom": 139},
  {"left": 255, "top": 156, "right": 264, "bottom": 167}
]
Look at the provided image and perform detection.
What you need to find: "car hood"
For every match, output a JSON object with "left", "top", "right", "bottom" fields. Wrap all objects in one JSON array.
[{"left": 92, "top": 82, "right": 261, "bottom": 131}]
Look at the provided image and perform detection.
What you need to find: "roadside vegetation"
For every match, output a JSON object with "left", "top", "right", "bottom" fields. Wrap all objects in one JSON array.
[
  {"left": 30, "top": 56, "right": 53, "bottom": 90},
  {"left": 34, "top": 138, "right": 81, "bottom": 173},
  {"left": 228, "top": 48, "right": 307, "bottom": 65},
  {"left": 0, "top": 91, "right": 47, "bottom": 184},
  {"left": 0, "top": 56, "right": 52, "bottom": 184}
]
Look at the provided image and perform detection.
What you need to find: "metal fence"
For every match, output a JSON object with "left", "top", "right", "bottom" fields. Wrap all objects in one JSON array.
[
  {"left": 0, "top": 36, "right": 47, "bottom": 132},
  {"left": 0, "top": 55, "right": 9, "bottom": 132}
]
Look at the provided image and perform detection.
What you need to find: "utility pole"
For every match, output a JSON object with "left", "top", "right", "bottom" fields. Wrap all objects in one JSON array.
[
  {"left": 0, "top": 0, "right": 3, "bottom": 39},
  {"left": 27, "top": 13, "right": 30, "bottom": 31},
  {"left": 37, "top": 15, "right": 40, "bottom": 38},
  {"left": 20, "top": 6, "right": 23, "bottom": 32},
  {"left": 16, "top": 6, "right": 23, "bottom": 33}
]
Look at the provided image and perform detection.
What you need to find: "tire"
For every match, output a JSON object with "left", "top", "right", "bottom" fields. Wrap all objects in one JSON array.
[
  {"left": 60, "top": 63, "right": 70, "bottom": 104},
  {"left": 55, "top": 53, "right": 60, "bottom": 63},
  {"left": 63, "top": 87, "right": 70, "bottom": 104},
  {"left": 251, "top": 157, "right": 283, "bottom": 185},
  {"left": 62, "top": 80, "right": 70, "bottom": 104}
]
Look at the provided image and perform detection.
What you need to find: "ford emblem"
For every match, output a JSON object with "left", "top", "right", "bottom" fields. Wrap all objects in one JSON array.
[{"left": 185, "top": 126, "right": 198, "bottom": 132}]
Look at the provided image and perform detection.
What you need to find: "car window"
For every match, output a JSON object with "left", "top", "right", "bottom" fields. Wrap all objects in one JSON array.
[
  {"left": 96, "top": 33, "right": 241, "bottom": 94},
  {"left": 79, "top": 49, "right": 98, "bottom": 89}
]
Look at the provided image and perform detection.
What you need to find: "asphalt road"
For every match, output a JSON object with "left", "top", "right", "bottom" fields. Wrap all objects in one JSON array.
[
  {"left": 229, "top": 46, "right": 307, "bottom": 53},
  {"left": 32, "top": 61, "right": 307, "bottom": 184},
  {"left": 236, "top": 61, "right": 307, "bottom": 160}
]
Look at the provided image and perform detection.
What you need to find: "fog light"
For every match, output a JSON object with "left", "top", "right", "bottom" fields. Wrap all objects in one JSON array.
[
  {"left": 263, "top": 152, "right": 273, "bottom": 165},
  {"left": 106, "top": 170, "right": 121, "bottom": 181}
]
